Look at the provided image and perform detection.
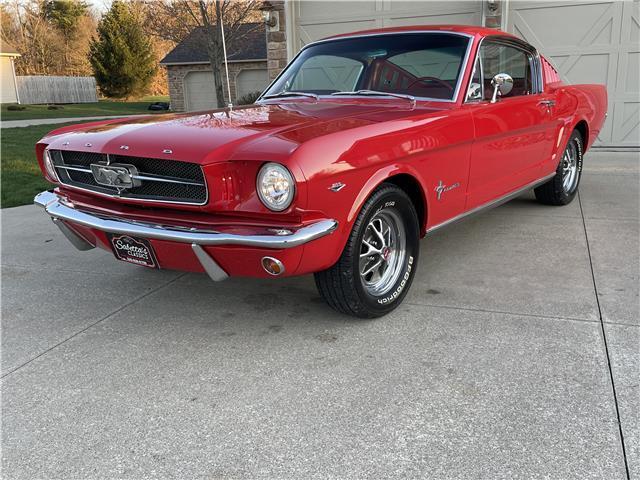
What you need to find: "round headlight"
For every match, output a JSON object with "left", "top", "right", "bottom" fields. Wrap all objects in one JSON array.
[
  {"left": 43, "top": 149, "right": 59, "bottom": 182},
  {"left": 257, "top": 163, "right": 295, "bottom": 211}
]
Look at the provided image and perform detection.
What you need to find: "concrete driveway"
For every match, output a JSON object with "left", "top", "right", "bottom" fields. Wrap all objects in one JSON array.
[{"left": 1, "top": 151, "right": 638, "bottom": 479}]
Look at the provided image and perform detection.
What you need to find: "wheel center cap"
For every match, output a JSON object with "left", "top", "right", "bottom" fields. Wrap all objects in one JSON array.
[{"left": 382, "top": 246, "right": 392, "bottom": 261}]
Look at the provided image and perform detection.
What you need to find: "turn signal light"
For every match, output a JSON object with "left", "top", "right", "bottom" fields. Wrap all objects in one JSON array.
[{"left": 262, "top": 256, "right": 285, "bottom": 276}]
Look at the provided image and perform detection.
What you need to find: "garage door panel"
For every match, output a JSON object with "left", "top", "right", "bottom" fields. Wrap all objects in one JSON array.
[
  {"left": 511, "top": 2, "right": 619, "bottom": 46},
  {"left": 297, "top": 20, "right": 379, "bottom": 47},
  {"left": 184, "top": 71, "right": 217, "bottom": 112},
  {"left": 291, "top": 0, "right": 482, "bottom": 50},
  {"left": 387, "top": 11, "right": 482, "bottom": 28},
  {"left": 624, "top": 52, "right": 639, "bottom": 94},
  {"left": 386, "top": 0, "right": 479, "bottom": 15},
  {"left": 508, "top": 0, "right": 638, "bottom": 147},
  {"left": 628, "top": 7, "right": 639, "bottom": 43},
  {"left": 562, "top": 54, "right": 612, "bottom": 85},
  {"left": 617, "top": 102, "right": 639, "bottom": 144},
  {"left": 236, "top": 69, "right": 268, "bottom": 99},
  {"left": 296, "top": 0, "right": 378, "bottom": 22}
]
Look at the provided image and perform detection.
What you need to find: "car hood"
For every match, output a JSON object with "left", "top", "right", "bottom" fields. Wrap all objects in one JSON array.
[{"left": 42, "top": 100, "right": 451, "bottom": 165}]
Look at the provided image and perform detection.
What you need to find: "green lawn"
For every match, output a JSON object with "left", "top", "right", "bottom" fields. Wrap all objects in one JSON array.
[
  {"left": 1, "top": 123, "right": 78, "bottom": 208},
  {"left": 1, "top": 96, "right": 170, "bottom": 121}
]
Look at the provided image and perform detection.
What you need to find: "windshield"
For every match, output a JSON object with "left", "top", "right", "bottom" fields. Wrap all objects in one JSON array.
[{"left": 262, "top": 32, "right": 471, "bottom": 101}]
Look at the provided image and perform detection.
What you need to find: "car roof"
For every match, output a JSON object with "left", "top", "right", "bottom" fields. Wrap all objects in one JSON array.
[{"left": 323, "top": 24, "right": 519, "bottom": 41}]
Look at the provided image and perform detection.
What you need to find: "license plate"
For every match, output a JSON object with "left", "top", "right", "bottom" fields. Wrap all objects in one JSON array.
[{"left": 107, "top": 234, "right": 159, "bottom": 269}]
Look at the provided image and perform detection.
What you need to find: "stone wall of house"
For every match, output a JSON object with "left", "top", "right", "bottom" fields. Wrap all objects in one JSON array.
[
  {"left": 265, "top": 0, "right": 287, "bottom": 81},
  {"left": 166, "top": 60, "right": 267, "bottom": 112}
]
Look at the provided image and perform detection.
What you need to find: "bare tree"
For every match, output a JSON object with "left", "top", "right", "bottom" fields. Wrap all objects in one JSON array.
[
  {"left": 140, "top": 0, "right": 262, "bottom": 108},
  {"left": 1, "top": 0, "right": 96, "bottom": 76}
]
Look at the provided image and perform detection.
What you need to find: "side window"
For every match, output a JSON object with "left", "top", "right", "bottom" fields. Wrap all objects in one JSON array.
[
  {"left": 290, "top": 55, "right": 363, "bottom": 93},
  {"left": 479, "top": 42, "right": 532, "bottom": 100}
]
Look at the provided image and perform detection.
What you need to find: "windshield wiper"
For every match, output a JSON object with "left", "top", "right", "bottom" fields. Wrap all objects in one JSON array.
[
  {"left": 331, "top": 89, "right": 416, "bottom": 106},
  {"left": 261, "top": 91, "right": 319, "bottom": 101}
]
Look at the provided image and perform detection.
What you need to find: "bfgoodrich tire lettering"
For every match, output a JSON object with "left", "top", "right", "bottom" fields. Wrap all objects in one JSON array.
[
  {"left": 314, "top": 183, "right": 420, "bottom": 318},
  {"left": 534, "top": 130, "right": 584, "bottom": 206}
]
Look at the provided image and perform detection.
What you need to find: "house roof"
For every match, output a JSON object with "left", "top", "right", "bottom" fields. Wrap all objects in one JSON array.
[
  {"left": 160, "top": 22, "right": 266, "bottom": 65},
  {"left": 0, "top": 41, "right": 21, "bottom": 57}
]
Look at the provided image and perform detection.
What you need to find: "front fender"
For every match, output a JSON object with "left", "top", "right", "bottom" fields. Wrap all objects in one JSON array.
[{"left": 292, "top": 163, "right": 429, "bottom": 275}]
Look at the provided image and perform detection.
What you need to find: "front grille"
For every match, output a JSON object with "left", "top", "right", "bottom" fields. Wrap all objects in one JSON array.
[{"left": 50, "top": 150, "right": 207, "bottom": 204}]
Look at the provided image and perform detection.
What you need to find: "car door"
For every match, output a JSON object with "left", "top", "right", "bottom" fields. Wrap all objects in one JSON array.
[{"left": 464, "top": 38, "right": 558, "bottom": 209}]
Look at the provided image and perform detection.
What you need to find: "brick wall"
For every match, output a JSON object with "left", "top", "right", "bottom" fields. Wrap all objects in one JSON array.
[
  {"left": 265, "top": 0, "right": 287, "bottom": 81},
  {"left": 165, "top": 60, "right": 267, "bottom": 112}
]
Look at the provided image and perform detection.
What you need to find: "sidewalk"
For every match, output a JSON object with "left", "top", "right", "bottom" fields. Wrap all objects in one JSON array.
[{"left": 1, "top": 114, "right": 149, "bottom": 129}]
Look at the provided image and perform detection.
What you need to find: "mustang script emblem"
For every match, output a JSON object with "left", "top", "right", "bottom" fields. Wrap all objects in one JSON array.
[
  {"left": 434, "top": 180, "right": 460, "bottom": 201},
  {"left": 90, "top": 162, "right": 141, "bottom": 192}
]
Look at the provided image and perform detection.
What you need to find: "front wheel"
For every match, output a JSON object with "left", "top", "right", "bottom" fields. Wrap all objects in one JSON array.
[
  {"left": 534, "top": 130, "right": 583, "bottom": 205},
  {"left": 314, "top": 184, "right": 420, "bottom": 318}
]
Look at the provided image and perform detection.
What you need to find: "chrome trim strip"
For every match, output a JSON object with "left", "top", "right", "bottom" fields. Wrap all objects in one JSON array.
[
  {"left": 192, "top": 244, "right": 229, "bottom": 281},
  {"left": 303, "top": 30, "right": 474, "bottom": 53},
  {"left": 426, "top": 173, "right": 556, "bottom": 234},
  {"left": 34, "top": 190, "right": 338, "bottom": 249},
  {"left": 56, "top": 165, "right": 93, "bottom": 174},
  {"left": 464, "top": 35, "right": 544, "bottom": 104},
  {"left": 258, "top": 30, "right": 474, "bottom": 105},
  {"left": 130, "top": 173, "right": 204, "bottom": 186},
  {"left": 54, "top": 179, "right": 209, "bottom": 206}
]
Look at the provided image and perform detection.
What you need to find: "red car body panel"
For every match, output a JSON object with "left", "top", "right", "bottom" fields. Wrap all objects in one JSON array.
[{"left": 35, "top": 26, "right": 608, "bottom": 279}]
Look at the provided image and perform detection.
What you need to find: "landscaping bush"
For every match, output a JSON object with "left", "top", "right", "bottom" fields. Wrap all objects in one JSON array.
[
  {"left": 236, "top": 91, "right": 262, "bottom": 106},
  {"left": 6, "top": 105, "right": 26, "bottom": 111}
]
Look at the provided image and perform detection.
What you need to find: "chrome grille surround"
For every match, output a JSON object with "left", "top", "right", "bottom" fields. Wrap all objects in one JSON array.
[{"left": 49, "top": 150, "right": 208, "bottom": 205}]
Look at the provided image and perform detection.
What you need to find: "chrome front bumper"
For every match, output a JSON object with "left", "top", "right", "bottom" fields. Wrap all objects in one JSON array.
[{"left": 35, "top": 190, "right": 338, "bottom": 280}]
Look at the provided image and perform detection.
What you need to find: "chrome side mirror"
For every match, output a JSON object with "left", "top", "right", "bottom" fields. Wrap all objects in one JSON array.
[{"left": 490, "top": 73, "right": 513, "bottom": 103}]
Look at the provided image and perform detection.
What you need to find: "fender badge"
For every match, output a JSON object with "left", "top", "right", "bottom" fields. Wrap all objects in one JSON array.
[
  {"left": 435, "top": 180, "right": 460, "bottom": 201},
  {"left": 120, "top": 145, "right": 130, "bottom": 150},
  {"left": 329, "top": 182, "right": 346, "bottom": 192},
  {"left": 162, "top": 149, "right": 173, "bottom": 154}
]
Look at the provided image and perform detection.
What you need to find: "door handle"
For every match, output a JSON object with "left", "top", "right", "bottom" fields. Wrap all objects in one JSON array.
[{"left": 538, "top": 100, "right": 556, "bottom": 107}]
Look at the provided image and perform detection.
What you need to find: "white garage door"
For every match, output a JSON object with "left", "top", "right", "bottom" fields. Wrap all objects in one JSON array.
[
  {"left": 288, "top": 0, "right": 483, "bottom": 50},
  {"left": 507, "top": 1, "right": 639, "bottom": 147},
  {"left": 236, "top": 69, "right": 269, "bottom": 99},
  {"left": 184, "top": 71, "right": 217, "bottom": 112}
]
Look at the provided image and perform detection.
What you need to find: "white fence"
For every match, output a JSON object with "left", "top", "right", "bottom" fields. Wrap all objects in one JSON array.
[{"left": 16, "top": 76, "right": 98, "bottom": 104}]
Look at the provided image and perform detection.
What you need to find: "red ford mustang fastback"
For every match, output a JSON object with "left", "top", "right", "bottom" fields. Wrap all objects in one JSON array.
[{"left": 34, "top": 25, "right": 607, "bottom": 318}]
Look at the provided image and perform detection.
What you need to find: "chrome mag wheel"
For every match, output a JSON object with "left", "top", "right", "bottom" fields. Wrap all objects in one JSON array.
[
  {"left": 359, "top": 209, "right": 407, "bottom": 296},
  {"left": 562, "top": 139, "right": 579, "bottom": 193}
]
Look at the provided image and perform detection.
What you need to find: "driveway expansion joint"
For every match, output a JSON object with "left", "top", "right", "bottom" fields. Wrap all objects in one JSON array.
[
  {"left": 404, "top": 301, "right": 600, "bottom": 325},
  {"left": 578, "top": 190, "right": 631, "bottom": 480}
]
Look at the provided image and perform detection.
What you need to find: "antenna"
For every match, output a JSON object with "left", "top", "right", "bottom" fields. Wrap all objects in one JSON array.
[{"left": 219, "top": 20, "right": 233, "bottom": 111}]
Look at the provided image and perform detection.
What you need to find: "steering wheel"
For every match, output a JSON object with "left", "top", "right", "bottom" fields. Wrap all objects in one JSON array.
[{"left": 406, "top": 76, "right": 454, "bottom": 92}]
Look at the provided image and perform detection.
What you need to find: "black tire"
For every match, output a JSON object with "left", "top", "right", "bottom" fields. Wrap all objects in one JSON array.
[
  {"left": 314, "top": 183, "right": 420, "bottom": 318},
  {"left": 534, "top": 130, "right": 584, "bottom": 205}
]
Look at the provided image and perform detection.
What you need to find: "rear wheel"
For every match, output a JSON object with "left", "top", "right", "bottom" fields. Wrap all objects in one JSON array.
[
  {"left": 314, "top": 184, "right": 420, "bottom": 318},
  {"left": 534, "top": 130, "right": 583, "bottom": 205}
]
